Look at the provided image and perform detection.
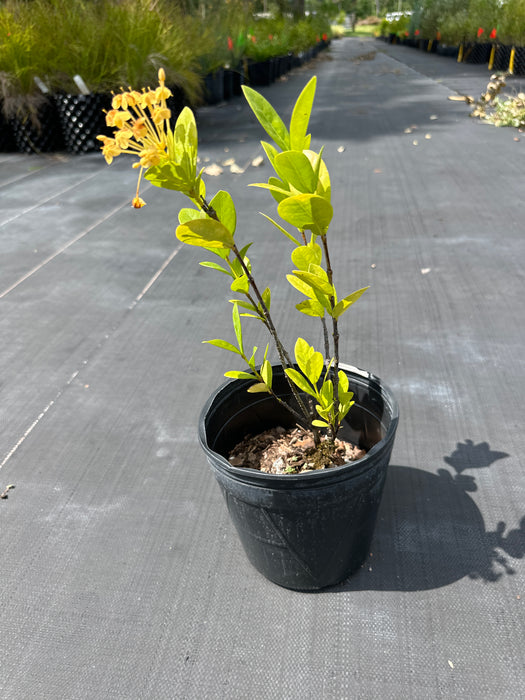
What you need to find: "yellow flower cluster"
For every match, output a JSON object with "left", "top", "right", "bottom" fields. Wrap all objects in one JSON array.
[{"left": 97, "top": 68, "right": 173, "bottom": 208}]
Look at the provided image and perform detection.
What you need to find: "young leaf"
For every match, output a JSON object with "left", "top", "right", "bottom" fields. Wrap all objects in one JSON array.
[
  {"left": 291, "top": 242, "right": 323, "bottom": 271},
  {"left": 210, "top": 190, "right": 236, "bottom": 235},
  {"left": 273, "top": 151, "right": 318, "bottom": 194},
  {"left": 261, "top": 286, "right": 271, "bottom": 311},
  {"left": 290, "top": 76, "right": 317, "bottom": 151},
  {"left": 224, "top": 370, "right": 258, "bottom": 380},
  {"left": 247, "top": 382, "right": 271, "bottom": 393},
  {"left": 292, "top": 269, "right": 334, "bottom": 297},
  {"left": 242, "top": 85, "right": 290, "bottom": 151},
  {"left": 331, "top": 286, "right": 369, "bottom": 319},
  {"left": 285, "top": 368, "right": 317, "bottom": 398},
  {"left": 260, "top": 213, "right": 301, "bottom": 246},
  {"left": 203, "top": 339, "right": 241, "bottom": 354},
  {"left": 295, "top": 299, "right": 325, "bottom": 318},
  {"left": 261, "top": 141, "right": 279, "bottom": 165},
  {"left": 230, "top": 275, "right": 250, "bottom": 294},
  {"left": 176, "top": 219, "right": 234, "bottom": 249},
  {"left": 261, "top": 359, "right": 273, "bottom": 388},
  {"left": 179, "top": 207, "right": 206, "bottom": 224},
  {"left": 278, "top": 193, "right": 333, "bottom": 232},
  {"left": 199, "top": 261, "right": 231, "bottom": 276},
  {"left": 249, "top": 179, "right": 291, "bottom": 203},
  {"left": 312, "top": 419, "right": 329, "bottom": 428},
  {"left": 232, "top": 303, "right": 244, "bottom": 355}
]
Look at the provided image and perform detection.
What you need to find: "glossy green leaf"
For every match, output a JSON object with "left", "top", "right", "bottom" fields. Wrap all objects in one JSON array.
[
  {"left": 312, "top": 419, "right": 329, "bottom": 428},
  {"left": 199, "top": 261, "right": 231, "bottom": 276},
  {"left": 232, "top": 303, "right": 243, "bottom": 355},
  {"left": 210, "top": 190, "right": 236, "bottom": 235},
  {"left": 278, "top": 193, "right": 333, "bottom": 232},
  {"left": 290, "top": 76, "right": 316, "bottom": 151},
  {"left": 179, "top": 207, "right": 205, "bottom": 224},
  {"left": 261, "top": 359, "right": 272, "bottom": 387},
  {"left": 249, "top": 179, "right": 291, "bottom": 203},
  {"left": 261, "top": 141, "right": 278, "bottom": 165},
  {"left": 242, "top": 85, "right": 290, "bottom": 151},
  {"left": 176, "top": 219, "right": 234, "bottom": 249},
  {"left": 203, "top": 339, "right": 241, "bottom": 354},
  {"left": 291, "top": 242, "right": 322, "bottom": 271},
  {"left": 224, "top": 370, "right": 257, "bottom": 380},
  {"left": 292, "top": 269, "right": 334, "bottom": 297},
  {"left": 331, "top": 286, "right": 369, "bottom": 319},
  {"left": 230, "top": 275, "right": 250, "bottom": 294},
  {"left": 284, "top": 368, "right": 317, "bottom": 398},
  {"left": 273, "top": 151, "right": 317, "bottom": 194},
  {"left": 295, "top": 299, "right": 325, "bottom": 318}
]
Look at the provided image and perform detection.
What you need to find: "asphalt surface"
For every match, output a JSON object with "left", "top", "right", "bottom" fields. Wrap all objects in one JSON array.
[{"left": 1, "top": 37, "right": 524, "bottom": 699}]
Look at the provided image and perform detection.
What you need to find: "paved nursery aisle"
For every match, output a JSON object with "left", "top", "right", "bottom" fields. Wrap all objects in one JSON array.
[{"left": 0, "top": 37, "right": 524, "bottom": 699}]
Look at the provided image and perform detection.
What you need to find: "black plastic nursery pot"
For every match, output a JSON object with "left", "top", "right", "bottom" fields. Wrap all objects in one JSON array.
[
  {"left": 199, "top": 364, "right": 399, "bottom": 591},
  {"left": 55, "top": 93, "right": 112, "bottom": 154},
  {"left": 10, "top": 97, "right": 65, "bottom": 153}
]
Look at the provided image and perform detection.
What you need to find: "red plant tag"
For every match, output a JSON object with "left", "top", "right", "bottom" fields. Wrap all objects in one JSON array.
[
  {"left": 436, "top": 31, "right": 441, "bottom": 40},
  {"left": 415, "top": 29, "right": 420, "bottom": 36},
  {"left": 322, "top": 33, "right": 328, "bottom": 41},
  {"left": 489, "top": 28, "right": 497, "bottom": 39},
  {"left": 477, "top": 27, "right": 484, "bottom": 37},
  {"left": 227, "top": 36, "right": 234, "bottom": 51}
]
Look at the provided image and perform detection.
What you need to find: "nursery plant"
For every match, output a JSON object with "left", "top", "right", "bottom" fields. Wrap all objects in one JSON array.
[
  {"left": 98, "top": 68, "right": 398, "bottom": 589},
  {"left": 98, "top": 69, "right": 369, "bottom": 470}
]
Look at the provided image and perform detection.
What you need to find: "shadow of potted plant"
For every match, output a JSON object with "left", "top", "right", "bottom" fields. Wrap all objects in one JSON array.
[{"left": 97, "top": 71, "right": 399, "bottom": 591}]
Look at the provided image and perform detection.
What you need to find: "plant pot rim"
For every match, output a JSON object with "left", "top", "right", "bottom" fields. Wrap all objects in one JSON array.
[{"left": 198, "top": 362, "right": 399, "bottom": 485}]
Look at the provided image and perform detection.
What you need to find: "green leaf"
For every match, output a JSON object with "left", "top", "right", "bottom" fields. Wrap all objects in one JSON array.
[
  {"left": 278, "top": 194, "right": 333, "bottom": 232},
  {"left": 229, "top": 299, "right": 258, "bottom": 313},
  {"left": 249, "top": 179, "right": 291, "bottom": 203},
  {"left": 291, "top": 242, "right": 322, "bottom": 271},
  {"left": 247, "top": 382, "right": 271, "bottom": 393},
  {"left": 305, "top": 150, "right": 331, "bottom": 200},
  {"left": 295, "top": 299, "right": 325, "bottom": 318},
  {"left": 242, "top": 85, "right": 290, "bottom": 151},
  {"left": 261, "top": 359, "right": 273, "bottom": 388},
  {"left": 210, "top": 190, "right": 236, "bottom": 235},
  {"left": 176, "top": 219, "right": 234, "bottom": 249},
  {"left": 290, "top": 76, "right": 316, "bottom": 151},
  {"left": 273, "top": 151, "right": 317, "bottom": 194},
  {"left": 294, "top": 337, "right": 323, "bottom": 386},
  {"left": 261, "top": 286, "right": 271, "bottom": 311},
  {"left": 203, "top": 339, "right": 241, "bottom": 354},
  {"left": 338, "top": 370, "right": 350, "bottom": 395},
  {"left": 232, "top": 303, "right": 243, "bottom": 355},
  {"left": 260, "top": 213, "right": 301, "bottom": 246},
  {"left": 292, "top": 268, "right": 334, "bottom": 297},
  {"left": 224, "top": 370, "right": 257, "bottom": 380},
  {"left": 284, "top": 368, "right": 317, "bottom": 398},
  {"left": 261, "top": 141, "right": 278, "bottom": 165},
  {"left": 179, "top": 207, "right": 205, "bottom": 224},
  {"left": 199, "top": 261, "right": 231, "bottom": 276},
  {"left": 312, "top": 419, "right": 329, "bottom": 428},
  {"left": 331, "top": 286, "right": 369, "bottom": 319},
  {"left": 230, "top": 275, "right": 250, "bottom": 294},
  {"left": 287, "top": 273, "right": 315, "bottom": 297}
]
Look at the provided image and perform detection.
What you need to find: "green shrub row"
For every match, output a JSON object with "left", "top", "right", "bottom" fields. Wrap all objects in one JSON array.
[
  {"left": 379, "top": 0, "right": 525, "bottom": 46},
  {"left": 0, "top": 0, "right": 331, "bottom": 119}
]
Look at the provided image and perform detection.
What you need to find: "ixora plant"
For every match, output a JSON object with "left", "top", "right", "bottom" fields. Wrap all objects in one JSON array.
[{"left": 98, "top": 70, "right": 399, "bottom": 589}]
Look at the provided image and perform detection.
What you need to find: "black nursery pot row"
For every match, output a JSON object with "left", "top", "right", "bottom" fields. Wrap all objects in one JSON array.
[
  {"left": 378, "top": 33, "right": 525, "bottom": 74},
  {"left": 0, "top": 40, "right": 331, "bottom": 155},
  {"left": 202, "top": 42, "right": 329, "bottom": 105}
]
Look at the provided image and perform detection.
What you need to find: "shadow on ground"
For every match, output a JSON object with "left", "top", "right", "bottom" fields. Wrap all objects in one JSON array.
[{"left": 337, "top": 440, "right": 524, "bottom": 592}]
